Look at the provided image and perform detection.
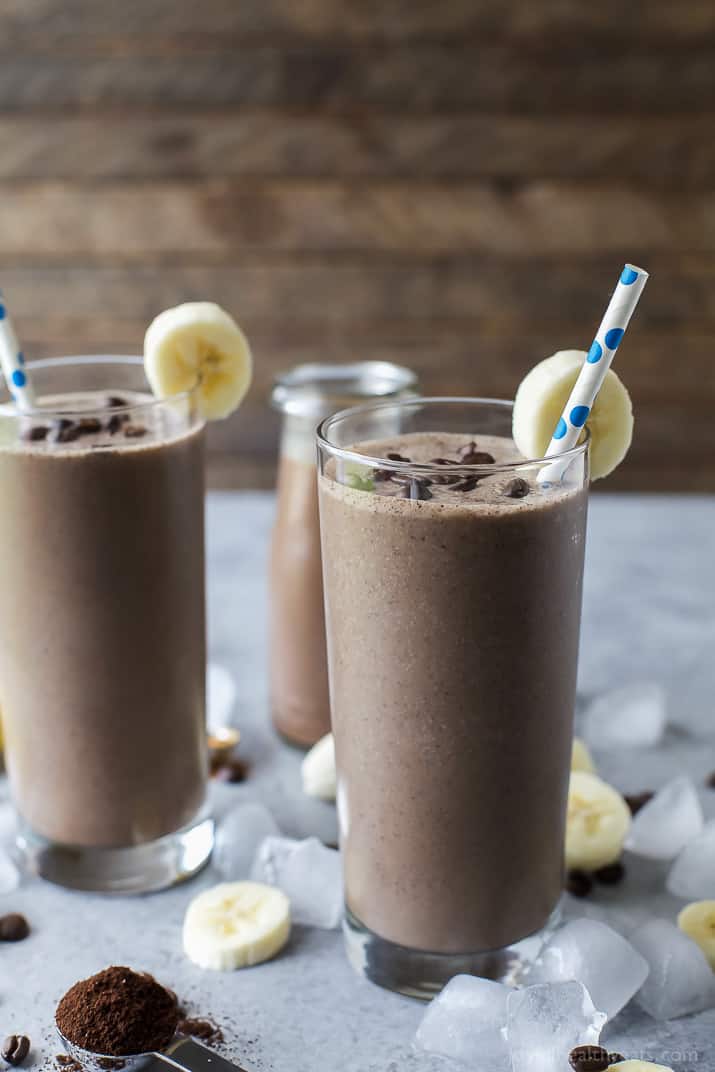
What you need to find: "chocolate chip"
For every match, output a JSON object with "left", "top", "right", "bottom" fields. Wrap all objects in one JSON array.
[
  {"left": 49, "top": 419, "right": 80, "bottom": 444},
  {"left": 386, "top": 452, "right": 411, "bottom": 462},
  {"left": 451, "top": 476, "right": 481, "bottom": 493},
  {"left": 123, "top": 424, "right": 147, "bottom": 439},
  {"left": 22, "top": 425, "right": 49, "bottom": 443},
  {"left": 565, "top": 870, "right": 592, "bottom": 898},
  {"left": 706, "top": 771, "right": 715, "bottom": 789},
  {"left": 624, "top": 791, "right": 654, "bottom": 816},
  {"left": 457, "top": 440, "right": 478, "bottom": 457},
  {"left": 107, "top": 396, "right": 128, "bottom": 408},
  {"left": 397, "top": 480, "right": 432, "bottom": 501},
  {"left": 107, "top": 414, "right": 123, "bottom": 435},
  {"left": 505, "top": 477, "right": 530, "bottom": 498},
  {"left": 2, "top": 1035, "right": 31, "bottom": 1066},
  {"left": 77, "top": 417, "right": 102, "bottom": 436},
  {"left": 461, "top": 450, "right": 495, "bottom": 465},
  {"left": 594, "top": 861, "right": 626, "bottom": 885},
  {"left": 568, "top": 1045, "right": 612, "bottom": 1072},
  {"left": 0, "top": 913, "right": 30, "bottom": 941}
]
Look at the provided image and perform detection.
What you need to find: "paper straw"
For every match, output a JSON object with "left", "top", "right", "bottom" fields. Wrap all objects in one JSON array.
[
  {"left": 540, "top": 263, "right": 648, "bottom": 482},
  {"left": 0, "top": 290, "right": 35, "bottom": 412}
]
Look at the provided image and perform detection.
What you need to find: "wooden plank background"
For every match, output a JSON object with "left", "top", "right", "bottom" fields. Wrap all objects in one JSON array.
[{"left": 2, "top": 0, "right": 714, "bottom": 491}]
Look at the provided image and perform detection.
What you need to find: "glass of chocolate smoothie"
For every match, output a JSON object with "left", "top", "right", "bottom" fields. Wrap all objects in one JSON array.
[
  {"left": 0, "top": 356, "right": 211, "bottom": 893},
  {"left": 269, "top": 362, "right": 416, "bottom": 747},
  {"left": 317, "top": 397, "right": 589, "bottom": 997}
]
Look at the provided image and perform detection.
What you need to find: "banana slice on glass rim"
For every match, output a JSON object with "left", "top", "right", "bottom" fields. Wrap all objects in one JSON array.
[
  {"left": 513, "top": 350, "right": 634, "bottom": 480},
  {"left": 144, "top": 302, "right": 252, "bottom": 420}
]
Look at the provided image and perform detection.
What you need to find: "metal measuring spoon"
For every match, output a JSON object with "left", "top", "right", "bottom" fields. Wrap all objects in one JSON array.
[{"left": 57, "top": 1029, "right": 252, "bottom": 1072}]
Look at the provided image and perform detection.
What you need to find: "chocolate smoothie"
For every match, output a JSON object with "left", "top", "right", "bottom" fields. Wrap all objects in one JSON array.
[
  {"left": 0, "top": 389, "right": 207, "bottom": 850},
  {"left": 319, "top": 430, "right": 588, "bottom": 956}
]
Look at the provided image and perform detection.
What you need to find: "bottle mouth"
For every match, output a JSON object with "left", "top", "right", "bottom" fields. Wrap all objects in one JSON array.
[{"left": 271, "top": 361, "right": 418, "bottom": 419}]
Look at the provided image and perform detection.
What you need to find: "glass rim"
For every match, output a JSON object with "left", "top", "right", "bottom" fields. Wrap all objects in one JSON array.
[
  {"left": 317, "top": 395, "right": 590, "bottom": 474},
  {"left": 0, "top": 354, "right": 194, "bottom": 419},
  {"left": 271, "top": 360, "right": 417, "bottom": 418}
]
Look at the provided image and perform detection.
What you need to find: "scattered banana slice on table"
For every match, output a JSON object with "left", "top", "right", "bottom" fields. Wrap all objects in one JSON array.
[
  {"left": 183, "top": 881, "right": 290, "bottom": 971},
  {"left": 144, "top": 302, "right": 252, "bottom": 420},
  {"left": 571, "top": 737, "right": 596, "bottom": 774},
  {"left": 565, "top": 771, "right": 631, "bottom": 871},
  {"left": 677, "top": 900, "right": 715, "bottom": 969},
  {"left": 302, "top": 733, "right": 337, "bottom": 801},
  {"left": 512, "top": 350, "right": 634, "bottom": 480}
]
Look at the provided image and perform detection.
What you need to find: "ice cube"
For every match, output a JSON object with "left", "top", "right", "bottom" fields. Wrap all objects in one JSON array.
[
  {"left": 252, "top": 835, "right": 343, "bottom": 929},
  {"left": 0, "top": 847, "right": 20, "bottom": 893},
  {"left": 507, "top": 981, "right": 606, "bottom": 1072},
  {"left": 213, "top": 801, "right": 280, "bottom": 880},
  {"left": 667, "top": 819, "right": 715, "bottom": 899},
  {"left": 530, "top": 919, "right": 649, "bottom": 1020},
  {"left": 206, "top": 662, "right": 237, "bottom": 734},
  {"left": 583, "top": 683, "right": 667, "bottom": 749},
  {"left": 414, "top": 974, "right": 511, "bottom": 1071},
  {"left": 624, "top": 776, "right": 703, "bottom": 860},
  {"left": 629, "top": 919, "right": 715, "bottom": 1020}
]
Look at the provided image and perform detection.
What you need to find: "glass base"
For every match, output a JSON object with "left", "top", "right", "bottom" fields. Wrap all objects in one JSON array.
[
  {"left": 343, "top": 901, "right": 563, "bottom": 999},
  {"left": 16, "top": 809, "right": 214, "bottom": 894}
]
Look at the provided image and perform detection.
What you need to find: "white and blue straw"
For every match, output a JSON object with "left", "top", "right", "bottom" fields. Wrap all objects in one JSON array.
[
  {"left": 541, "top": 263, "right": 648, "bottom": 481},
  {"left": 0, "top": 291, "right": 35, "bottom": 412}
]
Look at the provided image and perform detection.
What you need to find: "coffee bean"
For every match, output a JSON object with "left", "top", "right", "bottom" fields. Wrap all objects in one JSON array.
[
  {"left": 505, "top": 477, "right": 530, "bottom": 498},
  {"left": 594, "top": 861, "right": 626, "bottom": 885},
  {"left": 22, "top": 425, "right": 49, "bottom": 443},
  {"left": 107, "top": 414, "right": 123, "bottom": 435},
  {"left": 77, "top": 417, "right": 102, "bottom": 436},
  {"left": 0, "top": 913, "right": 30, "bottom": 941},
  {"left": 49, "top": 419, "right": 80, "bottom": 444},
  {"left": 624, "top": 791, "right": 654, "bottom": 816},
  {"left": 123, "top": 424, "right": 147, "bottom": 439},
  {"left": 565, "top": 870, "right": 592, "bottom": 898},
  {"left": 568, "top": 1045, "right": 612, "bottom": 1072},
  {"left": 2, "top": 1035, "right": 31, "bottom": 1066}
]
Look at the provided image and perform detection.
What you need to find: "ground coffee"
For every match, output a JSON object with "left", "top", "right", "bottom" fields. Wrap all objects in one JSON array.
[{"left": 55, "top": 967, "right": 179, "bottom": 1057}]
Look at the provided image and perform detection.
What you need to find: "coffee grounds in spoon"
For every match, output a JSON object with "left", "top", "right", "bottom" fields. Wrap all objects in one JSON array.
[{"left": 56, "top": 966, "right": 179, "bottom": 1057}]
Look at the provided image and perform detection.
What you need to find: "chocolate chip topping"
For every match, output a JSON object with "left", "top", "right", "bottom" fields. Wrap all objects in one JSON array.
[
  {"left": 77, "top": 418, "right": 103, "bottom": 436},
  {"left": 2, "top": 1035, "right": 31, "bottom": 1067},
  {"left": 568, "top": 1045, "right": 613, "bottom": 1072},
  {"left": 460, "top": 450, "right": 496, "bottom": 465},
  {"left": 107, "top": 414, "right": 123, "bottom": 435},
  {"left": 107, "top": 396, "right": 129, "bottom": 409},
  {"left": 22, "top": 425, "right": 49, "bottom": 443},
  {"left": 0, "top": 913, "right": 30, "bottom": 941},
  {"left": 625, "top": 791, "right": 654, "bottom": 816},
  {"left": 594, "top": 861, "right": 626, "bottom": 885},
  {"left": 49, "top": 419, "right": 80, "bottom": 444},
  {"left": 565, "top": 870, "right": 592, "bottom": 899},
  {"left": 505, "top": 478, "right": 530, "bottom": 498},
  {"left": 123, "top": 424, "right": 147, "bottom": 439},
  {"left": 386, "top": 452, "right": 411, "bottom": 462}
]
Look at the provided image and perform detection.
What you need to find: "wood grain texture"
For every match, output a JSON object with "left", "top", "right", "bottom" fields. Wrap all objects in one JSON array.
[{"left": 0, "top": 2, "right": 711, "bottom": 490}]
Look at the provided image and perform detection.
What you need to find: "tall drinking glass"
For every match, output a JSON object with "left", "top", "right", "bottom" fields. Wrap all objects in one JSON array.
[
  {"left": 317, "top": 398, "right": 589, "bottom": 997},
  {"left": 0, "top": 356, "right": 212, "bottom": 893}
]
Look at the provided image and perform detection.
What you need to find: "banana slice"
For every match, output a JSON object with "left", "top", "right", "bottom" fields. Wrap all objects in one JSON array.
[
  {"left": 302, "top": 733, "right": 337, "bottom": 801},
  {"left": 512, "top": 350, "right": 634, "bottom": 480},
  {"left": 610, "top": 1062, "right": 674, "bottom": 1072},
  {"left": 571, "top": 737, "right": 596, "bottom": 774},
  {"left": 183, "top": 880, "right": 290, "bottom": 971},
  {"left": 144, "top": 302, "right": 252, "bottom": 420},
  {"left": 677, "top": 901, "right": 715, "bottom": 970},
  {"left": 566, "top": 771, "right": 631, "bottom": 872}
]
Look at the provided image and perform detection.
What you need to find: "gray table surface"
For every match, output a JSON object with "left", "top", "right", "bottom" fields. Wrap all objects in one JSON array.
[{"left": 3, "top": 492, "right": 715, "bottom": 1072}]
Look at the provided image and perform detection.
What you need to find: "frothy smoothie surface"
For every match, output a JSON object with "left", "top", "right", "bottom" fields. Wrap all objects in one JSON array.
[{"left": 319, "top": 430, "right": 588, "bottom": 953}]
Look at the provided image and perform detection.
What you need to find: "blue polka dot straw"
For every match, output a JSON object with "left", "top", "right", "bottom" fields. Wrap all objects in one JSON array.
[
  {"left": 541, "top": 263, "right": 648, "bottom": 481},
  {"left": 0, "top": 293, "right": 35, "bottom": 411}
]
